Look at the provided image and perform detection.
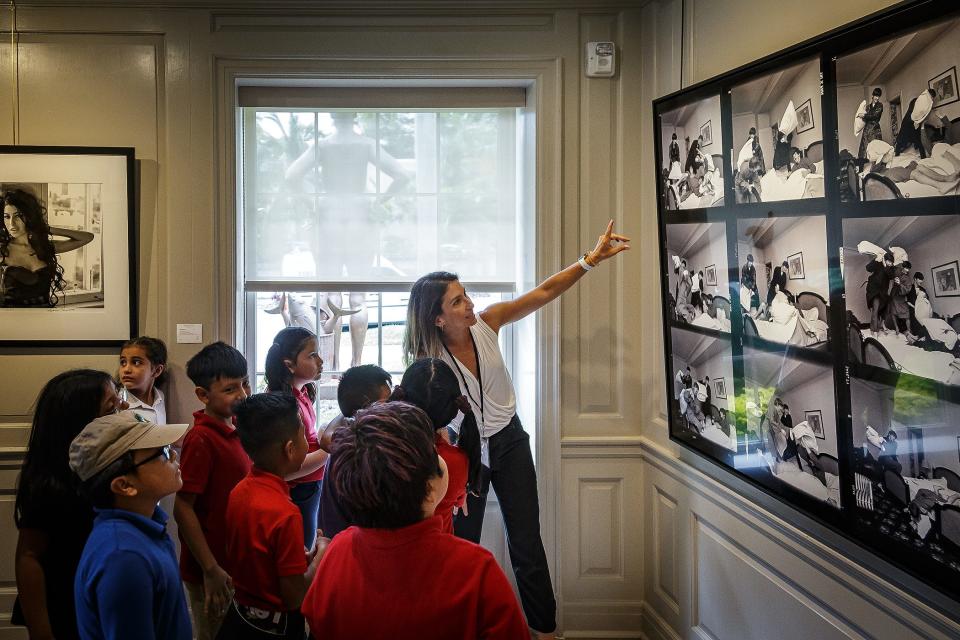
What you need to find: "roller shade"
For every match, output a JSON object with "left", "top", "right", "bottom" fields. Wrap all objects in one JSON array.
[{"left": 238, "top": 86, "right": 527, "bottom": 109}]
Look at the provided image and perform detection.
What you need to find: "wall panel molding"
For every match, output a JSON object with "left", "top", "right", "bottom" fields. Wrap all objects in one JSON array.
[
  {"left": 211, "top": 12, "right": 556, "bottom": 32},
  {"left": 641, "top": 436, "right": 960, "bottom": 640}
]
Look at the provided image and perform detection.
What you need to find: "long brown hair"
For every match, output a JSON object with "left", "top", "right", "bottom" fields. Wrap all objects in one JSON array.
[
  {"left": 403, "top": 271, "right": 459, "bottom": 366},
  {"left": 1, "top": 188, "right": 65, "bottom": 305}
]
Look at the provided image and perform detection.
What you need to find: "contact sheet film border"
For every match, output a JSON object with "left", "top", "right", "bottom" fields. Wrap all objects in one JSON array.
[{"left": 654, "top": 0, "right": 960, "bottom": 612}]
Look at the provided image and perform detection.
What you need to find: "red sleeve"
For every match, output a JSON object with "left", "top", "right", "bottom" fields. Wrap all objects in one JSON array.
[
  {"left": 273, "top": 510, "right": 307, "bottom": 577},
  {"left": 477, "top": 556, "right": 529, "bottom": 639},
  {"left": 178, "top": 429, "right": 212, "bottom": 495}
]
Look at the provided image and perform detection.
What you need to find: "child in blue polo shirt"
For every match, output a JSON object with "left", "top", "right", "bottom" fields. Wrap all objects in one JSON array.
[{"left": 70, "top": 411, "right": 192, "bottom": 640}]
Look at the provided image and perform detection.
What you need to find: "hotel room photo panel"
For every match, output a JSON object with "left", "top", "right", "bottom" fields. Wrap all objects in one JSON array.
[{"left": 656, "top": 0, "right": 960, "bottom": 604}]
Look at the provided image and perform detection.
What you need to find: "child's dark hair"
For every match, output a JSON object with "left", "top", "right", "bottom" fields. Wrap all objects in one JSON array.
[
  {"left": 265, "top": 326, "right": 318, "bottom": 401},
  {"left": 232, "top": 393, "right": 302, "bottom": 465},
  {"left": 121, "top": 335, "right": 169, "bottom": 387},
  {"left": 82, "top": 451, "right": 137, "bottom": 509},
  {"left": 331, "top": 402, "right": 441, "bottom": 529},
  {"left": 15, "top": 369, "right": 115, "bottom": 526},
  {"left": 186, "top": 341, "right": 248, "bottom": 390},
  {"left": 390, "top": 358, "right": 482, "bottom": 494},
  {"left": 338, "top": 364, "right": 393, "bottom": 417}
]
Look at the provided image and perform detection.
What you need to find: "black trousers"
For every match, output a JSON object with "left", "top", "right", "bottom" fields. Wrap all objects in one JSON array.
[{"left": 453, "top": 415, "right": 557, "bottom": 633}]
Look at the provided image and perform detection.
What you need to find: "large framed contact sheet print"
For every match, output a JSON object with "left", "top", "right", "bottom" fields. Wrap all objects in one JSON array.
[{"left": 655, "top": 0, "right": 960, "bottom": 606}]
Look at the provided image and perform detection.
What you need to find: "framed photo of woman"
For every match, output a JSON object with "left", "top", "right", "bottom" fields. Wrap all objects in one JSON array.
[
  {"left": 0, "top": 146, "right": 136, "bottom": 346},
  {"left": 932, "top": 261, "right": 960, "bottom": 298}
]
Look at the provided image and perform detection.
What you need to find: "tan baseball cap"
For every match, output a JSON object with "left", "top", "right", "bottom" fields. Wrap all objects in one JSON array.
[{"left": 69, "top": 411, "right": 189, "bottom": 482}]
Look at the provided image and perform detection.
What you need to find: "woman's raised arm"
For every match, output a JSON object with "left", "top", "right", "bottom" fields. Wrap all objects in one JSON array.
[{"left": 480, "top": 220, "right": 629, "bottom": 333}]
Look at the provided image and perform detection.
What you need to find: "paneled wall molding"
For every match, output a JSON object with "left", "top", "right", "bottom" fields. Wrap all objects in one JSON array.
[
  {"left": 12, "top": 1, "right": 651, "bottom": 11},
  {"left": 211, "top": 13, "right": 557, "bottom": 33},
  {"left": 641, "top": 436, "right": 960, "bottom": 639}
]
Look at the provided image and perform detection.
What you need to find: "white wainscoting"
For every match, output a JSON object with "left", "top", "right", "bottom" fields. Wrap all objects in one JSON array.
[
  {"left": 640, "top": 436, "right": 960, "bottom": 640},
  {"left": 561, "top": 442, "right": 644, "bottom": 638}
]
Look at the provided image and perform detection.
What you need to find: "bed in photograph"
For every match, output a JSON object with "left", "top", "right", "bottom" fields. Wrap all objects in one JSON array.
[
  {"left": 754, "top": 408, "right": 840, "bottom": 506},
  {"left": 857, "top": 126, "right": 960, "bottom": 201},
  {"left": 675, "top": 294, "right": 732, "bottom": 333},
  {"left": 670, "top": 154, "right": 726, "bottom": 210},
  {"left": 755, "top": 141, "right": 825, "bottom": 201},
  {"left": 848, "top": 310, "right": 960, "bottom": 385},
  {"left": 741, "top": 290, "right": 829, "bottom": 348},
  {"left": 884, "top": 469, "right": 960, "bottom": 540}
]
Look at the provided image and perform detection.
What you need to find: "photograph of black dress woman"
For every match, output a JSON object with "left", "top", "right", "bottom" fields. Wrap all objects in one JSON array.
[{"left": 1, "top": 184, "right": 99, "bottom": 308}]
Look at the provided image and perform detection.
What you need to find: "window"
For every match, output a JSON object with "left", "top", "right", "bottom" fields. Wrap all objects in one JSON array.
[{"left": 237, "top": 98, "right": 534, "bottom": 427}]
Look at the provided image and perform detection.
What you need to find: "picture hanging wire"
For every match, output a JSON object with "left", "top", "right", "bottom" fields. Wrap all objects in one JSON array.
[{"left": 8, "top": 1, "right": 16, "bottom": 144}]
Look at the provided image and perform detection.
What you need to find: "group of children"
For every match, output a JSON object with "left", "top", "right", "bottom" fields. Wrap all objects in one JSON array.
[{"left": 14, "top": 328, "right": 528, "bottom": 639}]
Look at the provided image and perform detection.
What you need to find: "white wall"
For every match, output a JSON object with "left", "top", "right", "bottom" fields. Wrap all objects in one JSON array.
[
  {"left": 763, "top": 216, "right": 830, "bottom": 300},
  {"left": 886, "top": 24, "right": 960, "bottom": 128},
  {"left": 764, "top": 59, "right": 822, "bottom": 158},
  {"left": 905, "top": 219, "right": 960, "bottom": 318},
  {"left": 781, "top": 370, "right": 838, "bottom": 457},
  {"left": 684, "top": 96, "right": 722, "bottom": 157}
]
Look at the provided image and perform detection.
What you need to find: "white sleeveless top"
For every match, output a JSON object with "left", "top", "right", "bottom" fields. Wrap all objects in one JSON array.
[{"left": 440, "top": 315, "right": 517, "bottom": 439}]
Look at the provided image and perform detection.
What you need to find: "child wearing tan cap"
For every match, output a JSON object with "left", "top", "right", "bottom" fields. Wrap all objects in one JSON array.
[{"left": 70, "top": 411, "right": 192, "bottom": 640}]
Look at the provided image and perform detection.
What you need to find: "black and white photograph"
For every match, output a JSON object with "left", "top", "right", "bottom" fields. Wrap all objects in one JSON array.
[
  {"left": 666, "top": 222, "right": 730, "bottom": 333},
  {"left": 805, "top": 409, "right": 825, "bottom": 439},
  {"left": 659, "top": 95, "right": 725, "bottom": 210},
  {"left": 930, "top": 66, "right": 959, "bottom": 109},
  {"left": 933, "top": 261, "right": 960, "bottom": 297},
  {"left": 850, "top": 378, "right": 960, "bottom": 574},
  {"left": 737, "top": 216, "right": 830, "bottom": 349},
  {"left": 0, "top": 147, "right": 134, "bottom": 344},
  {"left": 842, "top": 215, "right": 960, "bottom": 386},
  {"left": 836, "top": 16, "right": 960, "bottom": 201},
  {"left": 705, "top": 263, "right": 717, "bottom": 287},
  {"left": 731, "top": 57, "right": 824, "bottom": 204},
  {"left": 714, "top": 376, "right": 727, "bottom": 399},
  {"left": 737, "top": 348, "right": 840, "bottom": 507},
  {"left": 670, "top": 327, "right": 736, "bottom": 452}
]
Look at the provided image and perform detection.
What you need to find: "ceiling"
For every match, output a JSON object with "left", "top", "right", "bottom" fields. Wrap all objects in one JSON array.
[
  {"left": 744, "top": 348, "right": 827, "bottom": 390},
  {"left": 731, "top": 58, "right": 816, "bottom": 115},
  {"left": 836, "top": 18, "right": 959, "bottom": 86},
  {"left": 666, "top": 222, "right": 725, "bottom": 258},
  {"left": 738, "top": 215, "right": 814, "bottom": 249},
  {"left": 671, "top": 328, "right": 730, "bottom": 368},
  {"left": 842, "top": 215, "right": 960, "bottom": 250}
]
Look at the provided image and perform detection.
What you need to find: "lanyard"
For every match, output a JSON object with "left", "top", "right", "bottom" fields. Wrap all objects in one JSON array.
[{"left": 442, "top": 332, "right": 484, "bottom": 432}]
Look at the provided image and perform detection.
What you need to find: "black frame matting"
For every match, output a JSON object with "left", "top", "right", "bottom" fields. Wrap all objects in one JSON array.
[{"left": 655, "top": 0, "right": 960, "bottom": 606}]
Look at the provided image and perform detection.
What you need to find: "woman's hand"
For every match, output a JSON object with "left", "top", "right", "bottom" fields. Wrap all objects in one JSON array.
[{"left": 585, "top": 220, "right": 631, "bottom": 266}]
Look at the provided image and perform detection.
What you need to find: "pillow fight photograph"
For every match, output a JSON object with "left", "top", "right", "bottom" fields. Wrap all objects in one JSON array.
[{"left": 656, "top": 5, "right": 960, "bottom": 599}]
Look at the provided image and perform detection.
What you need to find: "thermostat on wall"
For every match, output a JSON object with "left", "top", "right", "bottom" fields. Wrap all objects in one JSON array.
[{"left": 586, "top": 41, "right": 616, "bottom": 77}]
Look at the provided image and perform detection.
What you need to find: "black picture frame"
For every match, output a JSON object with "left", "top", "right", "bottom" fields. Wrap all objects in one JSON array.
[
  {"left": 714, "top": 376, "right": 726, "bottom": 399},
  {"left": 805, "top": 409, "right": 825, "bottom": 439},
  {"left": 699, "top": 120, "right": 713, "bottom": 147},
  {"left": 654, "top": 0, "right": 960, "bottom": 610},
  {"left": 787, "top": 251, "right": 805, "bottom": 280},
  {"left": 796, "top": 98, "right": 815, "bottom": 133},
  {"left": 932, "top": 260, "right": 960, "bottom": 298},
  {"left": 705, "top": 263, "right": 717, "bottom": 286},
  {"left": 929, "top": 65, "right": 959, "bottom": 108},
  {"left": 0, "top": 145, "right": 137, "bottom": 346}
]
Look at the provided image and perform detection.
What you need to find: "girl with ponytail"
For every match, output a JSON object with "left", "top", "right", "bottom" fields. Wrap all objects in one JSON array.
[{"left": 389, "top": 358, "right": 481, "bottom": 534}]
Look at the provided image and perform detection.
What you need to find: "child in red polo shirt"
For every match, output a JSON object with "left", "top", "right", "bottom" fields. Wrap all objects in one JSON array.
[
  {"left": 301, "top": 402, "right": 527, "bottom": 639},
  {"left": 174, "top": 342, "right": 252, "bottom": 640},
  {"left": 389, "top": 358, "right": 481, "bottom": 535},
  {"left": 265, "top": 327, "right": 329, "bottom": 550},
  {"left": 219, "top": 393, "right": 325, "bottom": 640}
]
